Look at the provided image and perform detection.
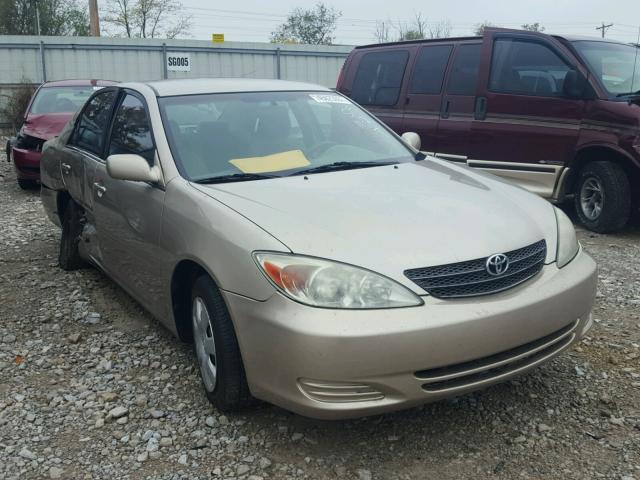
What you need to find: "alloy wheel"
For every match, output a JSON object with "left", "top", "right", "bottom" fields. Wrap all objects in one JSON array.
[
  {"left": 192, "top": 296, "right": 217, "bottom": 392},
  {"left": 580, "top": 176, "right": 604, "bottom": 221}
]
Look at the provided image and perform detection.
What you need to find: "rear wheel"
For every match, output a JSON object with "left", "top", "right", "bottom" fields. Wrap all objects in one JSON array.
[
  {"left": 59, "top": 200, "right": 86, "bottom": 270},
  {"left": 191, "top": 275, "right": 252, "bottom": 411},
  {"left": 574, "top": 161, "right": 630, "bottom": 233},
  {"left": 17, "top": 179, "right": 37, "bottom": 190}
]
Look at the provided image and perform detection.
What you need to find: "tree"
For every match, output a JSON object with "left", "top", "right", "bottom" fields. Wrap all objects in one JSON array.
[
  {"left": 427, "top": 20, "right": 451, "bottom": 39},
  {"left": 102, "top": 0, "right": 192, "bottom": 39},
  {"left": 383, "top": 14, "right": 451, "bottom": 42},
  {"left": 373, "top": 20, "right": 391, "bottom": 43},
  {"left": 0, "top": 0, "right": 89, "bottom": 36},
  {"left": 521, "top": 22, "right": 545, "bottom": 32},
  {"left": 271, "top": 3, "right": 341, "bottom": 45},
  {"left": 474, "top": 21, "right": 496, "bottom": 36}
]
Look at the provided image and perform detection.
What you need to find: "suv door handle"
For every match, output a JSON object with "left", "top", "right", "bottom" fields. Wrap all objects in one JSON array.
[
  {"left": 61, "top": 163, "right": 71, "bottom": 174},
  {"left": 474, "top": 96, "right": 488, "bottom": 120},
  {"left": 441, "top": 99, "right": 451, "bottom": 119},
  {"left": 93, "top": 182, "right": 107, "bottom": 198}
]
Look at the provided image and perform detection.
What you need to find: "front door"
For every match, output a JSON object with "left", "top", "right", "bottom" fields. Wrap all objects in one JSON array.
[
  {"left": 91, "top": 92, "right": 166, "bottom": 317},
  {"left": 469, "top": 31, "right": 586, "bottom": 198}
]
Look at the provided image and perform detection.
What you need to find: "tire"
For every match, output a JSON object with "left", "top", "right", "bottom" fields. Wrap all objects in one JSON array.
[
  {"left": 191, "top": 275, "right": 252, "bottom": 412},
  {"left": 59, "top": 200, "right": 86, "bottom": 271},
  {"left": 17, "top": 178, "right": 36, "bottom": 190},
  {"left": 574, "top": 161, "right": 630, "bottom": 233}
]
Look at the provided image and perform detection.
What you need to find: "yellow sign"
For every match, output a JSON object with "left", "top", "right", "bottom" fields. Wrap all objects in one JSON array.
[
  {"left": 211, "top": 34, "right": 224, "bottom": 43},
  {"left": 230, "top": 150, "right": 310, "bottom": 174}
]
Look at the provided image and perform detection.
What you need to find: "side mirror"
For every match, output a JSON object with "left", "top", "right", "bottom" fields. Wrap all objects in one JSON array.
[
  {"left": 401, "top": 132, "right": 421, "bottom": 151},
  {"left": 563, "top": 69, "right": 587, "bottom": 98},
  {"left": 106, "top": 154, "right": 160, "bottom": 183}
]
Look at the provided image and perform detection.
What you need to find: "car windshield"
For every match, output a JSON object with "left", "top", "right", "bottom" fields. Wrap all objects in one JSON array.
[
  {"left": 158, "top": 91, "right": 414, "bottom": 181},
  {"left": 573, "top": 40, "right": 640, "bottom": 95},
  {"left": 30, "top": 86, "right": 101, "bottom": 114}
]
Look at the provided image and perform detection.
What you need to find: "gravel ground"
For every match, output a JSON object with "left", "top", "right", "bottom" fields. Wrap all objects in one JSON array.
[{"left": 1, "top": 143, "right": 639, "bottom": 480}]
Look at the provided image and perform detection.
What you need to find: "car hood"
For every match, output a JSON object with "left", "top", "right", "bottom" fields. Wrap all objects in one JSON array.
[
  {"left": 193, "top": 159, "right": 559, "bottom": 294},
  {"left": 22, "top": 113, "right": 74, "bottom": 140}
]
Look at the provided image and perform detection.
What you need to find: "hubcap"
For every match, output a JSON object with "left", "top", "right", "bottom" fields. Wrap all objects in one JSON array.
[
  {"left": 580, "top": 177, "right": 604, "bottom": 221},
  {"left": 192, "top": 297, "right": 217, "bottom": 392}
]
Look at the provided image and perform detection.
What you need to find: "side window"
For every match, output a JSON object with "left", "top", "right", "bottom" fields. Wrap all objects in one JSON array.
[
  {"left": 409, "top": 45, "right": 453, "bottom": 95},
  {"left": 446, "top": 44, "right": 482, "bottom": 95},
  {"left": 489, "top": 39, "right": 571, "bottom": 96},
  {"left": 108, "top": 94, "right": 155, "bottom": 163},
  {"left": 351, "top": 50, "right": 409, "bottom": 106},
  {"left": 72, "top": 90, "right": 117, "bottom": 156}
]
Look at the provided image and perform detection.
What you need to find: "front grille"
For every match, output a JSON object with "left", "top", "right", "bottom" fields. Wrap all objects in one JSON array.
[
  {"left": 415, "top": 320, "right": 578, "bottom": 393},
  {"left": 404, "top": 240, "right": 546, "bottom": 298}
]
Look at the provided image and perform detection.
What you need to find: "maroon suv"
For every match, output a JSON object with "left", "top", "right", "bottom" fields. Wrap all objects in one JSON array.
[
  {"left": 9, "top": 79, "right": 117, "bottom": 189},
  {"left": 337, "top": 28, "right": 640, "bottom": 233}
]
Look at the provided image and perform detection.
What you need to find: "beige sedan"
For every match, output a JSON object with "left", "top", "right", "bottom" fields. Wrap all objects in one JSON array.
[{"left": 40, "top": 79, "right": 597, "bottom": 419}]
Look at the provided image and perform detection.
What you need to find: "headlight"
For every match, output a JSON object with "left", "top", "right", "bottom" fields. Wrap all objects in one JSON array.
[
  {"left": 554, "top": 207, "right": 579, "bottom": 268},
  {"left": 254, "top": 252, "right": 423, "bottom": 309}
]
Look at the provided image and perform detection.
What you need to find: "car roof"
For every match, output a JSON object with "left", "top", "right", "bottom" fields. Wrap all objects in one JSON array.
[
  {"left": 41, "top": 79, "right": 118, "bottom": 88},
  {"left": 122, "top": 78, "right": 332, "bottom": 97},
  {"left": 556, "top": 34, "right": 634, "bottom": 45},
  {"left": 355, "top": 36, "right": 480, "bottom": 49}
]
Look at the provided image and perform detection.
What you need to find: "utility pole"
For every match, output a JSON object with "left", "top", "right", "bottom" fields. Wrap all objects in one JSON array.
[
  {"left": 89, "top": 0, "right": 101, "bottom": 36},
  {"left": 596, "top": 22, "right": 613, "bottom": 38}
]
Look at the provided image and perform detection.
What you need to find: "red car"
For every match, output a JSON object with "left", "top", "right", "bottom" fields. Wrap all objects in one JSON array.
[
  {"left": 337, "top": 29, "right": 640, "bottom": 233},
  {"left": 9, "top": 79, "right": 117, "bottom": 189}
]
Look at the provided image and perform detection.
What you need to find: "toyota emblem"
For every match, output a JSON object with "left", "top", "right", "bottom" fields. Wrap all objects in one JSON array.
[{"left": 486, "top": 253, "right": 509, "bottom": 276}]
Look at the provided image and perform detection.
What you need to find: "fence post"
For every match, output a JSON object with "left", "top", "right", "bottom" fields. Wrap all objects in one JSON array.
[
  {"left": 162, "top": 43, "right": 168, "bottom": 79},
  {"left": 39, "top": 40, "right": 46, "bottom": 82},
  {"left": 275, "top": 47, "right": 281, "bottom": 79}
]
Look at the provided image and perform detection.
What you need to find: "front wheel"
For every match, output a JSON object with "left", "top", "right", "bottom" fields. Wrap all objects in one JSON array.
[
  {"left": 17, "top": 178, "right": 37, "bottom": 190},
  {"left": 191, "top": 275, "right": 252, "bottom": 412},
  {"left": 574, "top": 161, "right": 630, "bottom": 233}
]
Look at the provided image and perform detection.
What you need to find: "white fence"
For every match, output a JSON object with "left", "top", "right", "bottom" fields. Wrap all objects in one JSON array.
[{"left": 0, "top": 36, "right": 353, "bottom": 128}]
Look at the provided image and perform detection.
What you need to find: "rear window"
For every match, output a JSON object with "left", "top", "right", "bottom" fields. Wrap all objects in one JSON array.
[
  {"left": 351, "top": 50, "right": 409, "bottom": 106},
  {"left": 409, "top": 45, "right": 453, "bottom": 95},
  {"left": 446, "top": 44, "right": 482, "bottom": 95},
  {"left": 30, "top": 86, "right": 100, "bottom": 114}
]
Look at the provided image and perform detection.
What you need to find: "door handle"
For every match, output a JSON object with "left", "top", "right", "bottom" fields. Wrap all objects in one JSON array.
[
  {"left": 93, "top": 182, "right": 107, "bottom": 198},
  {"left": 61, "top": 163, "right": 71, "bottom": 174},
  {"left": 474, "top": 96, "right": 488, "bottom": 120},
  {"left": 441, "top": 99, "right": 451, "bottom": 119}
]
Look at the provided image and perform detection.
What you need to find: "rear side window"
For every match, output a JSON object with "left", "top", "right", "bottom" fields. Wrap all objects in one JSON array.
[
  {"left": 108, "top": 94, "right": 155, "bottom": 163},
  {"left": 351, "top": 50, "right": 409, "bottom": 106},
  {"left": 489, "top": 39, "right": 570, "bottom": 96},
  {"left": 446, "top": 44, "right": 481, "bottom": 95},
  {"left": 72, "top": 90, "right": 117, "bottom": 156},
  {"left": 409, "top": 45, "right": 453, "bottom": 95}
]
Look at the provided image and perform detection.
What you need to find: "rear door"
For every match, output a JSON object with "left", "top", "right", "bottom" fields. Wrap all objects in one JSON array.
[
  {"left": 64, "top": 89, "right": 118, "bottom": 208},
  {"left": 402, "top": 43, "right": 454, "bottom": 153},
  {"left": 469, "top": 31, "right": 586, "bottom": 198},
  {"left": 433, "top": 42, "right": 482, "bottom": 160},
  {"left": 347, "top": 48, "right": 413, "bottom": 133}
]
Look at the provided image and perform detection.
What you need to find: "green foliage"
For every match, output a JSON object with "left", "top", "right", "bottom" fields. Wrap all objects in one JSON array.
[
  {"left": 0, "top": 0, "right": 89, "bottom": 36},
  {"left": 474, "top": 21, "right": 496, "bottom": 36},
  {"left": 521, "top": 22, "right": 545, "bottom": 32},
  {"left": 271, "top": 2, "right": 341, "bottom": 45}
]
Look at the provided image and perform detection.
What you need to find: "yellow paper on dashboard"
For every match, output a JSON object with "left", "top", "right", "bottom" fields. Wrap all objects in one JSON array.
[{"left": 229, "top": 150, "right": 310, "bottom": 174}]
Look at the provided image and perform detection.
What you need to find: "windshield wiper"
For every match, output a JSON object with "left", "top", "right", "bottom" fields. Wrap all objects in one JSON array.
[
  {"left": 193, "top": 172, "right": 279, "bottom": 184},
  {"left": 616, "top": 89, "right": 640, "bottom": 97},
  {"left": 289, "top": 161, "right": 398, "bottom": 176}
]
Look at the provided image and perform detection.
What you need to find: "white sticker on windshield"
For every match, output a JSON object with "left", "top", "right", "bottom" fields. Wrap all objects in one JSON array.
[{"left": 309, "top": 94, "right": 350, "bottom": 104}]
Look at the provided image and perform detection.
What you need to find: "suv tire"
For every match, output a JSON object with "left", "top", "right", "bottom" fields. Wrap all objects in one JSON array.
[
  {"left": 191, "top": 275, "right": 253, "bottom": 412},
  {"left": 59, "top": 200, "right": 86, "bottom": 270},
  {"left": 574, "top": 161, "right": 630, "bottom": 233},
  {"left": 17, "top": 179, "right": 37, "bottom": 190}
]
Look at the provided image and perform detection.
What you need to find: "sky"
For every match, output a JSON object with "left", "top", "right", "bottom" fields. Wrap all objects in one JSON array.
[{"left": 176, "top": 0, "right": 640, "bottom": 45}]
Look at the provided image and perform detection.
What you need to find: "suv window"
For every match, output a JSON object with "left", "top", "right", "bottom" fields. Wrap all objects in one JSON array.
[
  {"left": 409, "top": 45, "right": 453, "bottom": 95},
  {"left": 108, "top": 94, "right": 155, "bottom": 163},
  {"left": 446, "top": 44, "right": 481, "bottom": 95},
  {"left": 351, "top": 50, "right": 409, "bottom": 106},
  {"left": 72, "top": 90, "right": 117, "bottom": 156},
  {"left": 489, "top": 39, "right": 570, "bottom": 96}
]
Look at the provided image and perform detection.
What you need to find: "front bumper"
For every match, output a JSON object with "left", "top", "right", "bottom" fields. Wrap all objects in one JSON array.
[
  {"left": 12, "top": 147, "right": 42, "bottom": 181},
  {"left": 224, "top": 249, "right": 597, "bottom": 419}
]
